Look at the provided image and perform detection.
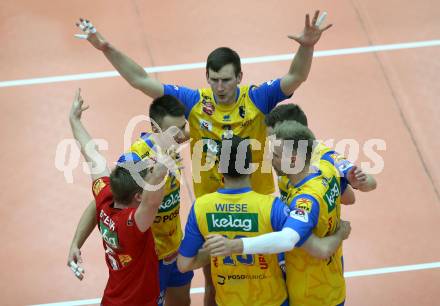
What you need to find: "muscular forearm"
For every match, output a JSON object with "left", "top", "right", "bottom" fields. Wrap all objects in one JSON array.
[
  {"left": 302, "top": 233, "right": 342, "bottom": 259},
  {"left": 289, "top": 45, "right": 314, "bottom": 80},
  {"left": 242, "top": 228, "right": 300, "bottom": 254},
  {"left": 70, "top": 118, "right": 102, "bottom": 168},
  {"left": 101, "top": 44, "right": 163, "bottom": 98},
  {"left": 70, "top": 201, "right": 97, "bottom": 249},
  {"left": 281, "top": 45, "right": 314, "bottom": 95},
  {"left": 70, "top": 119, "right": 92, "bottom": 151},
  {"left": 103, "top": 45, "right": 148, "bottom": 87},
  {"left": 192, "top": 249, "right": 211, "bottom": 270}
]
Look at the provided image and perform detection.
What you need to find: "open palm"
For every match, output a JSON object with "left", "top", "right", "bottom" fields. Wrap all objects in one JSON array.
[{"left": 288, "top": 10, "right": 332, "bottom": 47}]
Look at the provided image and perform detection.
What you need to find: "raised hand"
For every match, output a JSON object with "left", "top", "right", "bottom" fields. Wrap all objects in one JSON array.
[
  {"left": 288, "top": 10, "right": 332, "bottom": 47},
  {"left": 75, "top": 18, "right": 109, "bottom": 51},
  {"left": 69, "top": 88, "right": 89, "bottom": 121}
]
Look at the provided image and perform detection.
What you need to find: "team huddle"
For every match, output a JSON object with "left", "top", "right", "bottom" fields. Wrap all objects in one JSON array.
[{"left": 67, "top": 11, "right": 376, "bottom": 306}]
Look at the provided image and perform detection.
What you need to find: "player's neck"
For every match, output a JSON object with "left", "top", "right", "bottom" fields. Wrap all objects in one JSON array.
[
  {"left": 286, "top": 166, "right": 311, "bottom": 186},
  {"left": 223, "top": 176, "right": 251, "bottom": 189}
]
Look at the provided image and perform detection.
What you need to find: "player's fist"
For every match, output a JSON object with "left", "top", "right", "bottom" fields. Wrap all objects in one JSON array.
[{"left": 337, "top": 220, "right": 352, "bottom": 240}]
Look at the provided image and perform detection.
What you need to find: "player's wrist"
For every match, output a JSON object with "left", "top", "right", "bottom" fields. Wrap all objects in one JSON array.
[
  {"left": 233, "top": 239, "right": 244, "bottom": 254},
  {"left": 101, "top": 41, "right": 112, "bottom": 53}
]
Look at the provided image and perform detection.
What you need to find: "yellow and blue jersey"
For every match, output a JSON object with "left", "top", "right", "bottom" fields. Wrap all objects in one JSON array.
[
  {"left": 283, "top": 161, "right": 345, "bottom": 306},
  {"left": 164, "top": 79, "right": 291, "bottom": 197},
  {"left": 180, "top": 187, "right": 305, "bottom": 306},
  {"left": 118, "top": 132, "right": 182, "bottom": 260},
  {"left": 278, "top": 143, "right": 354, "bottom": 205}
]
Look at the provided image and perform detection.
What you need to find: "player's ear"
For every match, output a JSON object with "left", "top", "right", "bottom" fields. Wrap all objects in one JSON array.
[
  {"left": 134, "top": 192, "right": 142, "bottom": 203},
  {"left": 206, "top": 70, "right": 210, "bottom": 81},
  {"left": 236, "top": 71, "right": 243, "bottom": 84}
]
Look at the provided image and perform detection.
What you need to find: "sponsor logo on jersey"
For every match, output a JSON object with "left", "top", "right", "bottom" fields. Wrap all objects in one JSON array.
[
  {"left": 200, "top": 119, "right": 213, "bottom": 131},
  {"left": 159, "top": 189, "right": 180, "bottom": 212},
  {"left": 336, "top": 159, "right": 353, "bottom": 173},
  {"left": 289, "top": 209, "right": 308, "bottom": 223},
  {"left": 324, "top": 176, "right": 340, "bottom": 212},
  {"left": 295, "top": 197, "right": 312, "bottom": 213},
  {"left": 223, "top": 115, "right": 231, "bottom": 122},
  {"left": 202, "top": 100, "right": 215, "bottom": 116},
  {"left": 118, "top": 254, "right": 132, "bottom": 267},
  {"left": 227, "top": 274, "right": 267, "bottom": 280},
  {"left": 99, "top": 222, "right": 119, "bottom": 249},
  {"left": 217, "top": 274, "right": 226, "bottom": 285},
  {"left": 155, "top": 208, "right": 180, "bottom": 223},
  {"left": 92, "top": 178, "right": 106, "bottom": 196},
  {"left": 207, "top": 213, "right": 258, "bottom": 232}
]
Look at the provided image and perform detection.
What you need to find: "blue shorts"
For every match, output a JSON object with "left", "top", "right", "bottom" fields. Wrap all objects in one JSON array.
[{"left": 157, "top": 256, "right": 194, "bottom": 306}]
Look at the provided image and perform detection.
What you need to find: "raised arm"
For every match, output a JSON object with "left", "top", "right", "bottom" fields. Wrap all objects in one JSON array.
[
  {"left": 69, "top": 88, "right": 110, "bottom": 181},
  {"left": 134, "top": 149, "right": 176, "bottom": 232},
  {"left": 280, "top": 10, "right": 332, "bottom": 96},
  {"left": 301, "top": 220, "right": 351, "bottom": 259},
  {"left": 76, "top": 19, "right": 164, "bottom": 98},
  {"left": 67, "top": 200, "right": 97, "bottom": 280}
]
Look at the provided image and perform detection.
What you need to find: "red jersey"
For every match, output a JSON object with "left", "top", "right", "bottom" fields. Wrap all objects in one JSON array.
[{"left": 92, "top": 177, "right": 160, "bottom": 306}]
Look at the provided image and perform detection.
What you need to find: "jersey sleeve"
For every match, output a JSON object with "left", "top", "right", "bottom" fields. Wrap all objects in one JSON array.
[
  {"left": 270, "top": 197, "right": 291, "bottom": 231},
  {"left": 283, "top": 194, "right": 320, "bottom": 247},
  {"left": 163, "top": 84, "right": 200, "bottom": 119},
  {"left": 92, "top": 177, "right": 113, "bottom": 210},
  {"left": 321, "top": 151, "right": 355, "bottom": 178},
  {"left": 248, "top": 78, "right": 292, "bottom": 114},
  {"left": 179, "top": 204, "right": 205, "bottom": 257}
]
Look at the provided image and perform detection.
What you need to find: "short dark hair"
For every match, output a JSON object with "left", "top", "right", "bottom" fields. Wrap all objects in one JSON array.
[
  {"left": 275, "top": 120, "right": 315, "bottom": 164},
  {"left": 149, "top": 95, "right": 185, "bottom": 126},
  {"left": 109, "top": 165, "right": 148, "bottom": 205},
  {"left": 206, "top": 47, "right": 242, "bottom": 77},
  {"left": 218, "top": 135, "right": 252, "bottom": 178},
  {"left": 265, "top": 104, "right": 308, "bottom": 128}
]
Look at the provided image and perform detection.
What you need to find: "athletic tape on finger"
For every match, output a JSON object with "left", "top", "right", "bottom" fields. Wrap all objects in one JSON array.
[
  {"left": 74, "top": 34, "right": 88, "bottom": 39},
  {"left": 315, "top": 11, "right": 328, "bottom": 27},
  {"left": 88, "top": 22, "right": 97, "bottom": 34}
]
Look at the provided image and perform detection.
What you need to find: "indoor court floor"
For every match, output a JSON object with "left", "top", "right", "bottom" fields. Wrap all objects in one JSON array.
[{"left": 1, "top": 0, "right": 439, "bottom": 305}]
